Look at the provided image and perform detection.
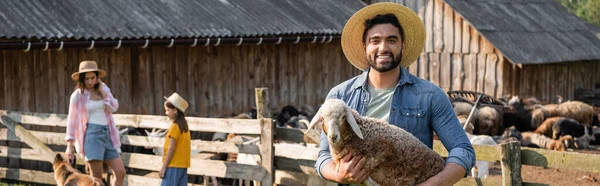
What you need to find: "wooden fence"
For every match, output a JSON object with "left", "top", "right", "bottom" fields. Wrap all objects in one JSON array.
[{"left": 1, "top": 88, "right": 600, "bottom": 185}]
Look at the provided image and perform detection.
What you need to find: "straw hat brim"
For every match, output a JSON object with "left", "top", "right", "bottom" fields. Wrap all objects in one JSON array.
[
  {"left": 71, "top": 69, "right": 107, "bottom": 81},
  {"left": 164, "top": 96, "right": 188, "bottom": 113},
  {"left": 341, "top": 2, "right": 425, "bottom": 71}
]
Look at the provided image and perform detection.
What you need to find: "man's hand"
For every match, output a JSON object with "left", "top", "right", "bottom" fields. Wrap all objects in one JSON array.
[{"left": 334, "top": 152, "right": 371, "bottom": 184}]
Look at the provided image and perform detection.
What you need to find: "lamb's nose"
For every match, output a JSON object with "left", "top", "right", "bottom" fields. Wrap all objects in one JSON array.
[{"left": 330, "top": 134, "right": 338, "bottom": 141}]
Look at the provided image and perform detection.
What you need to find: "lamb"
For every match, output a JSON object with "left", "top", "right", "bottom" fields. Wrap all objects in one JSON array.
[
  {"left": 306, "top": 99, "right": 444, "bottom": 186},
  {"left": 520, "top": 132, "right": 574, "bottom": 151},
  {"left": 473, "top": 106, "right": 501, "bottom": 136}
]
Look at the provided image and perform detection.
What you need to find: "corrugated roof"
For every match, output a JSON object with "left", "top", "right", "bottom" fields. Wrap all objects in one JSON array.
[
  {"left": 445, "top": 0, "right": 600, "bottom": 64},
  {"left": 0, "top": 0, "right": 365, "bottom": 40}
]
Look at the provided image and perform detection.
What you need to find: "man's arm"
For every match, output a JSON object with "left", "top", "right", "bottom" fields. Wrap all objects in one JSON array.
[
  {"left": 422, "top": 88, "right": 476, "bottom": 185},
  {"left": 315, "top": 130, "right": 370, "bottom": 184}
]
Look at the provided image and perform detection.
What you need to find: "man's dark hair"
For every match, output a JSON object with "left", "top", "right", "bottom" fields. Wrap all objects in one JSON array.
[{"left": 362, "top": 14, "right": 405, "bottom": 43}]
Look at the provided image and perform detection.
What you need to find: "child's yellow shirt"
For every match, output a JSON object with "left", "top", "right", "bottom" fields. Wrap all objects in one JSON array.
[{"left": 162, "top": 123, "right": 191, "bottom": 168}]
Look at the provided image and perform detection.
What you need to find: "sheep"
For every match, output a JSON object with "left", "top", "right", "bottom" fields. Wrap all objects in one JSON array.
[
  {"left": 554, "top": 101, "right": 595, "bottom": 127},
  {"left": 520, "top": 132, "right": 574, "bottom": 151},
  {"left": 306, "top": 99, "right": 445, "bottom": 186},
  {"left": 508, "top": 96, "right": 534, "bottom": 132},
  {"left": 530, "top": 104, "right": 559, "bottom": 129},
  {"left": 453, "top": 102, "right": 474, "bottom": 117},
  {"left": 473, "top": 106, "right": 502, "bottom": 136}
]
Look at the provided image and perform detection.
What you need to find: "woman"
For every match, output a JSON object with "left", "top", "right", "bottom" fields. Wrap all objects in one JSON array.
[{"left": 65, "top": 61, "right": 126, "bottom": 186}]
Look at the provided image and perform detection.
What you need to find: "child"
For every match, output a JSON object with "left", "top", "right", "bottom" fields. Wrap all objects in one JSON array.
[{"left": 160, "top": 93, "right": 191, "bottom": 186}]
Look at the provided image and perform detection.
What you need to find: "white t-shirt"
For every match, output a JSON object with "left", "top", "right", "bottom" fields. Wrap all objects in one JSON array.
[{"left": 87, "top": 99, "right": 108, "bottom": 125}]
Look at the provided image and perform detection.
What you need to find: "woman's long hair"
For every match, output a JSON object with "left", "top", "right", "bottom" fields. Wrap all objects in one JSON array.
[
  {"left": 166, "top": 102, "right": 189, "bottom": 133},
  {"left": 76, "top": 71, "right": 100, "bottom": 93}
]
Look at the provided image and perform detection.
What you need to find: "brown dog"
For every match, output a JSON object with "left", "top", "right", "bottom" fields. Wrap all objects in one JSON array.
[{"left": 53, "top": 154, "right": 105, "bottom": 186}]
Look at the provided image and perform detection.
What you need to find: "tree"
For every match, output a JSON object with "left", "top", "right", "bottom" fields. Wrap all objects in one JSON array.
[{"left": 557, "top": 0, "right": 600, "bottom": 27}]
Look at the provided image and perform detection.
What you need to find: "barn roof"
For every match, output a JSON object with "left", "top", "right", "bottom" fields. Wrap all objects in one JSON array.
[
  {"left": 0, "top": 0, "right": 365, "bottom": 40},
  {"left": 445, "top": 0, "right": 600, "bottom": 64}
]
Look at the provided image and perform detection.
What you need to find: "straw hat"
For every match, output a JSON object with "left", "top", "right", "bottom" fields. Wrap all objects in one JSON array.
[
  {"left": 71, "top": 61, "right": 107, "bottom": 81},
  {"left": 341, "top": 2, "right": 425, "bottom": 71},
  {"left": 164, "top": 93, "right": 189, "bottom": 113}
]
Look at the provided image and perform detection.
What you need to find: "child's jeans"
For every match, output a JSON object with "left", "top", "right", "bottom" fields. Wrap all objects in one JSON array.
[{"left": 161, "top": 167, "right": 188, "bottom": 186}]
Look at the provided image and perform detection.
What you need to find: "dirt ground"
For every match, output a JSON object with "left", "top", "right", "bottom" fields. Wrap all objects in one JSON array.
[{"left": 486, "top": 147, "right": 600, "bottom": 186}]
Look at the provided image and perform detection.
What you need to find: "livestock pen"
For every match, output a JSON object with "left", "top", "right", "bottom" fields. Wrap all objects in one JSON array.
[{"left": 1, "top": 88, "right": 600, "bottom": 185}]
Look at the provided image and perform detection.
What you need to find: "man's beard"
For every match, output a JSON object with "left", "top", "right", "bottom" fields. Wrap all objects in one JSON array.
[{"left": 366, "top": 51, "right": 402, "bottom": 73}]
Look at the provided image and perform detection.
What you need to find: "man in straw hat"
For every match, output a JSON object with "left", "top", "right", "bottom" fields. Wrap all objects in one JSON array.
[{"left": 314, "top": 3, "right": 474, "bottom": 185}]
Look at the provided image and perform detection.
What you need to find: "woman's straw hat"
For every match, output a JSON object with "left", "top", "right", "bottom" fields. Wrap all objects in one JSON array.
[
  {"left": 341, "top": 2, "right": 426, "bottom": 71},
  {"left": 164, "top": 93, "right": 189, "bottom": 113},
  {"left": 71, "top": 61, "right": 107, "bottom": 81}
]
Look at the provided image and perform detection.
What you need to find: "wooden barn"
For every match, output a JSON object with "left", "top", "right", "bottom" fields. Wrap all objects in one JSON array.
[
  {"left": 366, "top": 0, "right": 600, "bottom": 103},
  {"left": 0, "top": 0, "right": 365, "bottom": 117}
]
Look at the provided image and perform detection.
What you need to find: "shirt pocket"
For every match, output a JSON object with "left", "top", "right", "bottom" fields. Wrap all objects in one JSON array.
[{"left": 398, "top": 107, "right": 428, "bottom": 134}]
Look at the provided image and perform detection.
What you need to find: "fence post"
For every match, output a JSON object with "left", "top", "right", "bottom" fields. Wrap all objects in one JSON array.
[
  {"left": 499, "top": 141, "right": 522, "bottom": 186},
  {"left": 255, "top": 88, "right": 274, "bottom": 186}
]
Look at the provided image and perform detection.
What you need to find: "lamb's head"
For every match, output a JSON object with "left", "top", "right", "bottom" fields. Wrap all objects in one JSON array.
[{"left": 305, "top": 99, "right": 363, "bottom": 146}]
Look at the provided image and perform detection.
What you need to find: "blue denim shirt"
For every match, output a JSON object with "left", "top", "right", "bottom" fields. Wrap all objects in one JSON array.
[{"left": 314, "top": 67, "right": 475, "bottom": 181}]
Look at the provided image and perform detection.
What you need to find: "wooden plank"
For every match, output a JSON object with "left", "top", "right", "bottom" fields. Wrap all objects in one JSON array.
[
  {"left": 122, "top": 152, "right": 267, "bottom": 180},
  {"left": 462, "top": 19, "right": 471, "bottom": 53},
  {"left": 274, "top": 127, "right": 305, "bottom": 143},
  {"left": 443, "top": 2, "right": 454, "bottom": 53},
  {"left": 496, "top": 52, "right": 505, "bottom": 97},
  {"left": 481, "top": 37, "right": 495, "bottom": 54},
  {"left": 0, "top": 116, "right": 54, "bottom": 163},
  {"left": 452, "top": 54, "right": 464, "bottom": 90},
  {"left": 0, "top": 167, "right": 56, "bottom": 185},
  {"left": 134, "top": 48, "right": 155, "bottom": 114},
  {"left": 425, "top": 0, "right": 434, "bottom": 52},
  {"left": 409, "top": 55, "right": 419, "bottom": 76},
  {"left": 454, "top": 14, "right": 463, "bottom": 53},
  {"left": 463, "top": 54, "right": 476, "bottom": 92},
  {"left": 440, "top": 53, "right": 451, "bottom": 92},
  {"left": 500, "top": 142, "right": 523, "bottom": 186},
  {"left": 289, "top": 45, "right": 299, "bottom": 107},
  {"left": 3, "top": 51, "right": 17, "bottom": 111},
  {"left": 433, "top": 0, "right": 443, "bottom": 52},
  {"left": 484, "top": 54, "right": 498, "bottom": 97},
  {"left": 429, "top": 53, "right": 440, "bottom": 86},
  {"left": 419, "top": 53, "right": 429, "bottom": 81},
  {"left": 256, "top": 88, "right": 274, "bottom": 186},
  {"left": 470, "top": 27, "right": 480, "bottom": 54},
  {"left": 476, "top": 54, "right": 487, "bottom": 92},
  {"left": 175, "top": 46, "right": 190, "bottom": 112},
  {"left": 521, "top": 147, "right": 600, "bottom": 174},
  {"left": 0, "top": 110, "right": 262, "bottom": 134},
  {"left": 0, "top": 129, "right": 261, "bottom": 155},
  {"left": 433, "top": 140, "right": 501, "bottom": 162},
  {"left": 20, "top": 50, "right": 35, "bottom": 112}
]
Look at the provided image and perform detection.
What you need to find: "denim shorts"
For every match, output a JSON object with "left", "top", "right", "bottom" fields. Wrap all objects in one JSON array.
[
  {"left": 161, "top": 167, "right": 188, "bottom": 186},
  {"left": 84, "top": 123, "right": 120, "bottom": 161}
]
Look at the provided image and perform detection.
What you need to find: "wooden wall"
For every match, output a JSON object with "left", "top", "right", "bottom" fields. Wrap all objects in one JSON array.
[
  {"left": 515, "top": 61, "right": 600, "bottom": 104},
  {"left": 0, "top": 42, "right": 361, "bottom": 117}
]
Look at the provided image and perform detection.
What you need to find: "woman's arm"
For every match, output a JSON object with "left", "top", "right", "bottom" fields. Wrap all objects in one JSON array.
[
  {"left": 160, "top": 137, "right": 177, "bottom": 178},
  {"left": 100, "top": 83, "right": 119, "bottom": 112}
]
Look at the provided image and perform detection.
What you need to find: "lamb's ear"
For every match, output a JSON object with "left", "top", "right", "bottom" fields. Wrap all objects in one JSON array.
[
  {"left": 345, "top": 106, "right": 364, "bottom": 139},
  {"left": 305, "top": 107, "right": 323, "bottom": 134}
]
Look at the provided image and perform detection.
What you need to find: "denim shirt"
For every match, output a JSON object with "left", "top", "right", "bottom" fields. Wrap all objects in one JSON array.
[{"left": 314, "top": 67, "right": 475, "bottom": 181}]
